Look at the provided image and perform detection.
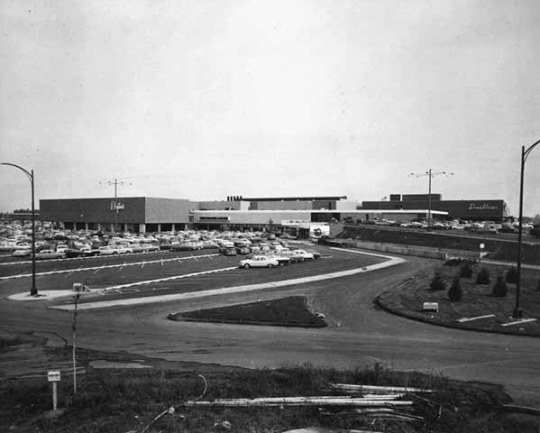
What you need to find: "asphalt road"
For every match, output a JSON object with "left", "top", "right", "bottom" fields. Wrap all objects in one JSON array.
[{"left": 2, "top": 245, "right": 539, "bottom": 405}]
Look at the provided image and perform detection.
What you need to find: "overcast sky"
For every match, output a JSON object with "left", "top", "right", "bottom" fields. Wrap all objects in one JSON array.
[{"left": 1, "top": 0, "right": 539, "bottom": 217}]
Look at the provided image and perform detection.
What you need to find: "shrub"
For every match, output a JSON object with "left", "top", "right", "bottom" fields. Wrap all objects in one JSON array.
[
  {"left": 492, "top": 276, "right": 508, "bottom": 297},
  {"left": 460, "top": 264, "right": 473, "bottom": 279},
  {"left": 448, "top": 276, "right": 463, "bottom": 302},
  {"left": 476, "top": 268, "right": 491, "bottom": 285},
  {"left": 430, "top": 272, "right": 446, "bottom": 291},
  {"left": 505, "top": 267, "right": 518, "bottom": 284}
]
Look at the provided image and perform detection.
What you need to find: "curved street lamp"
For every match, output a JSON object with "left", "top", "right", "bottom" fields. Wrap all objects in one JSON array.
[
  {"left": 513, "top": 139, "right": 540, "bottom": 319},
  {"left": 409, "top": 169, "right": 454, "bottom": 229},
  {"left": 1, "top": 162, "right": 37, "bottom": 296}
]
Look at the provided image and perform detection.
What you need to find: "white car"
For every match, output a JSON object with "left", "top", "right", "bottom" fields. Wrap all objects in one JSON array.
[
  {"left": 99, "top": 246, "right": 121, "bottom": 255},
  {"left": 12, "top": 248, "right": 32, "bottom": 258},
  {"left": 36, "top": 249, "right": 65, "bottom": 260},
  {"left": 290, "top": 249, "right": 315, "bottom": 260},
  {"left": 239, "top": 255, "right": 279, "bottom": 269},
  {"left": 141, "top": 243, "right": 160, "bottom": 252}
]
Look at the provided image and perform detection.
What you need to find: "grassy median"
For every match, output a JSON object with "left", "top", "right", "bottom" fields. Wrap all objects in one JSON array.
[
  {"left": 377, "top": 261, "right": 540, "bottom": 336},
  {"left": 168, "top": 296, "right": 327, "bottom": 328}
]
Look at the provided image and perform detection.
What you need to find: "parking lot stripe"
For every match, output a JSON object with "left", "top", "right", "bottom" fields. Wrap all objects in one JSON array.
[
  {"left": 0, "top": 254, "right": 221, "bottom": 280},
  {"left": 52, "top": 257, "right": 405, "bottom": 311}
]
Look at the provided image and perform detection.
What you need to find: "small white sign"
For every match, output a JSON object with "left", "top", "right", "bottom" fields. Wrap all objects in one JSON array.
[
  {"left": 422, "top": 302, "right": 439, "bottom": 313},
  {"left": 479, "top": 243, "right": 485, "bottom": 249},
  {"left": 73, "top": 283, "right": 83, "bottom": 292},
  {"left": 48, "top": 370, "right": 61, "bottom": 382}
]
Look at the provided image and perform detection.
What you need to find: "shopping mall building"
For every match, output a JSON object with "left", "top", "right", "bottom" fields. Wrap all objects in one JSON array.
[{"left": 39, "top": 193, "right": 504, "bottom": 234}]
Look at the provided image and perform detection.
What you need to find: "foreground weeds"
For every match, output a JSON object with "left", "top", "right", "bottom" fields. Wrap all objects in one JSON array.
[{"left": 1, "top": 363, "right": 537, "bottom": 433}]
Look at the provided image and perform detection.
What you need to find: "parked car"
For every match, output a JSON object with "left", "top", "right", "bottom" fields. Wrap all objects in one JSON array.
[
  {"left": 290, "top": 249, "right": 315, "bottom": 260},
  {"left": 266, "top": 254, "right": 290, "bottom": 266},
  {"left": 141, "top": 243, "right": 160, "bottom": 252},
  {"left": 499, "top": 223, "right": 518, "bottom": 234},
  {"left": 36, "top": 249, "right": 65, "bottom": 260},
  {"left": 235, "top": 246, "right": 251, "bottom": 255},
  {"left": 530, "top": 224, "right": 540, "bottom": 238},
  {"left": 171, "top": 242, "right": 203, "bottom": 251},
  {"left": 239, "top": 255, "right": 279, "bottom": 269},
  {"left": 202, "top": 240, "right": 220, "bottom": 249},
  {"left": 158, "top": 241, "right": 172, "bottom": 250},
  {"left": 80, "top": 246, "right": 100, "bottom": 256},
  {"left": 304, "top": 249, "right": 321, "bottom": 259},
  {"left": 112, "top": 244, "right": 132, "bottom": 254},
  {"left": 98, "top": 246, "right": 120, "bottom": 256},
  {"left": 12, "top": 249, "right": 32, "bottom": 258},
  {"left": 222, "top": 247, "right": 237, "bottom": 256},
  {"left": 278, "top": 249, "right": 305, "bottom": 263},
  {"left": 64, "top": 248, "right": 83, "bottom": 258}
]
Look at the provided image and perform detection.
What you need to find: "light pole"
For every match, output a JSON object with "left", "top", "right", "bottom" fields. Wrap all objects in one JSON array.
[
  {"left": 409, "top": 169, "right": 454, "bottom": 228},
  {"left": 513, "top": 139, "right": 540, "bottom": 319},
  {"left": 1, "top": 162, "right": 37, "bottom": 296},
  {"left": 100, "top": 178, "right": 131, "bottom": 233}
]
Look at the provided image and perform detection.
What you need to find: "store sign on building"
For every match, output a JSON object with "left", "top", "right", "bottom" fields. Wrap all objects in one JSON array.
[
  {"left": 110, "top": 201, "right": 125, "bottom": 211},
  {"left": 469, "top": 203, "right": 498, "bottom": 211}
]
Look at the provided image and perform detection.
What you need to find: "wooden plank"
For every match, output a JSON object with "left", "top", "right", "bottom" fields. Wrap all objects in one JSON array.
[
  {"left": 456, "top": 314, "right": 495, "bottom": 323},
  {"left": 501, "top": 318, "right": 537, "bottom": 327},
  {"left": 330, "top": 383, "right": 432, "bottom": 393},
  {"left": 502, "top": 404, "right": 540, "bottom": 415},
  {"left": 184, "top": 397, "right": 413, "bottom": 407}
]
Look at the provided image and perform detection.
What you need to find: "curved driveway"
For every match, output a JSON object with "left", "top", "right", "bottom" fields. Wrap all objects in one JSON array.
[{"left": 1, "top": 247, "right": 539, "bottom": 404}]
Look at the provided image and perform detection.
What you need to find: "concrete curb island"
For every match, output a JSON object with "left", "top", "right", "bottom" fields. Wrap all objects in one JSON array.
[
  {"left": 320, "top": 238, "right": 540, "bottom": 337},
  {"left": 374, "top": 294, "right": 540, "bottom": 338}
]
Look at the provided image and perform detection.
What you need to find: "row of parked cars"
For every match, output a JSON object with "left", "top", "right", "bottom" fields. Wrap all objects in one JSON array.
[
  {"left": 3, "top": 227, "right": 305, "bottom": 260},
  {"left": 363, "top": 218, "right": 537, "bottom": 235},
  {"left": 238, "top": 248, "right": 321, "bottom": 268}
]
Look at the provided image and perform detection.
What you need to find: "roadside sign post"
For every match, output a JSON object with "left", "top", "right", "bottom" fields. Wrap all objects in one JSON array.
[
  {"left": 479, "top": 243, "right": 485, "bottom": 263},
  {"left": 47, "top": 370, "right": 61, "bottom": 411}
]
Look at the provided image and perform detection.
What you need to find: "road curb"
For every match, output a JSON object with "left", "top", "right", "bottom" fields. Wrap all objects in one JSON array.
[{"left": 374, "top": 294, "right": 540, "bottom": 338}]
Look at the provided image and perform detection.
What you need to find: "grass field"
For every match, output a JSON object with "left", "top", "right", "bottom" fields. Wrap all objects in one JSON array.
[
  {"left": 337, "top": 224, "right": 540, "bottom": 264},
  {"left": 168, "top": 296, "right": 328, "bottom": 328},
  {"left": 2, "top": 332, "right": 537, "bottom": 433},
  {"left": 377, "top": 261, "right": 540, "bottom": 336}
]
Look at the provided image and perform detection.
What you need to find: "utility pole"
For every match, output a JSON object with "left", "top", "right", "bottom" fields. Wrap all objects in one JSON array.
[
  {"left": 514, "top": 139, "right": 540, "bottom": 318},
  {"left": 1, "top": 162, "right": 37, "bottom": 296},
  {"left": 409, "top": 169, "right": 454, "bottom": 229},
  {"left": 100, "top": 178, "right": 132, "bottom": 233}
]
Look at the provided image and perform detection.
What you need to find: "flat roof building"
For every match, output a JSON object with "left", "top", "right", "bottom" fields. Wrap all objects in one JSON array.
[
  {"left": 362, "top": 194, "right": 505, "bottom": 222},
  {"left": 40, "top": 195, "right": 449, "bottom": 234}
]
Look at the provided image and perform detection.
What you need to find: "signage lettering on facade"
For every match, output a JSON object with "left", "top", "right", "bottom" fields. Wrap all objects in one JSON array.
[
  {"left": 110, "top": 201, "right": 125, "bottom": 211},
  {"left": 469, "top": 203, "right": 498, "bottom": 211}
]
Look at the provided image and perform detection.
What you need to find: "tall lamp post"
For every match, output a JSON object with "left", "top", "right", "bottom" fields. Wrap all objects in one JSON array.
[
  {"left": 1, "top": 162, "right": 37, "bottom": 296},
  {"left": 513, "top": 139, "right": 540, "bottom": 319},
  {"left": 409, "top": 169, "right": 454, "bottom": 228},
  {"left": 100, "top": 178, "right": 131, "bottom": 233}
]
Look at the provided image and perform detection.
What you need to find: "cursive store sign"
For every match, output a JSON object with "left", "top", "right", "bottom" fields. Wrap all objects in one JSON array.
[{"left": 469, "top": 203, "right": 498, "bottom": 211}]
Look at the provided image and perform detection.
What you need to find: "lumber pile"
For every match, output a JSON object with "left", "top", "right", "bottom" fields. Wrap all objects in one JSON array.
[{"left": 183, "top": 383, "right": 432, "bottom": 423}]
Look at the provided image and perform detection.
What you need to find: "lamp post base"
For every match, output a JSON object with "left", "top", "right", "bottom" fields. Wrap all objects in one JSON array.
[
  {"left": 512, "top": 308, "right": 523, "bottom": 319},
  {"left": 31, "top": 287, "right": 38, "bottom": 297}
]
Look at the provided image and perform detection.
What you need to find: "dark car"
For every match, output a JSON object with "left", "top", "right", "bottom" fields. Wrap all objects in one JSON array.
[
  {"left": 304, "top": 249, "right": 322, "bottom": 259},
  {"left": 499, "top": 224, "right": 518, "bottom": 234},
  {"left": 64, "top": 248, "right": 83, "bottom": 258}
]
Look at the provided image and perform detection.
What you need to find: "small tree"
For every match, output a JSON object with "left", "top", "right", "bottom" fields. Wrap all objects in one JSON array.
[
  {"left": 448, "top": 276, "right": 463, "bottom": 301},
  {"left": 430, "top": 272, "right": 446, "bottom": 291},
  {"left": 476, "top": 267, "right": 491, "bottom": 285},
  {"left": 460, "top": 263, "right": 473, "bottom": 279},
  {"left": 492, "top": 276, "right": 508, "bottom": 297},
  {"left": 505, "top": 267, "right": 518, "bottom": 284}
]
